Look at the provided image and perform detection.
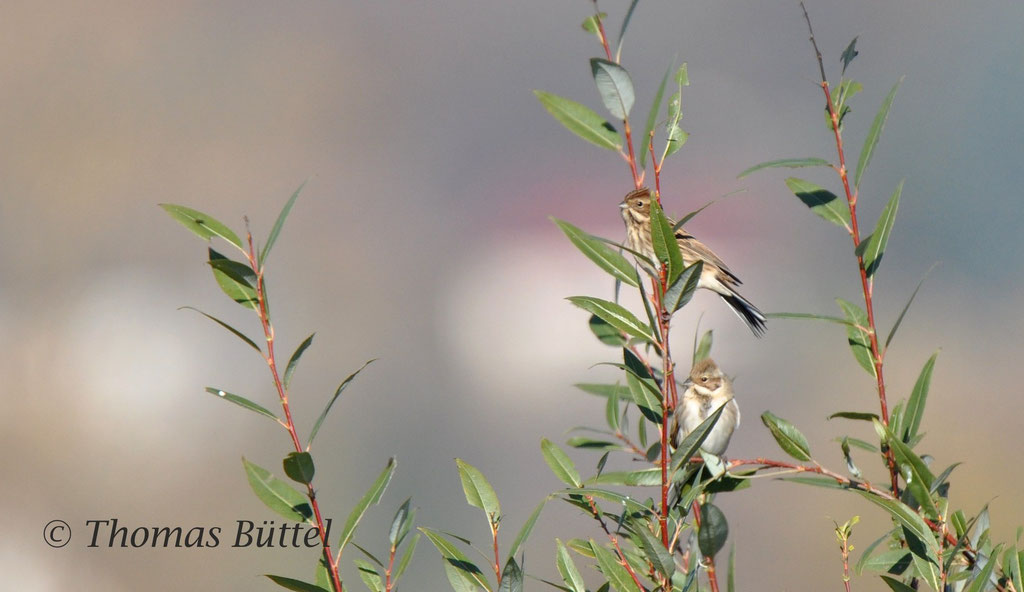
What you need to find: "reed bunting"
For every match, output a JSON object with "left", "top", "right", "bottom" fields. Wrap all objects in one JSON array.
[
  {"left": 620, "top": 187, "right": 766, "bottom": 336},
  {"left": 672, "top": 357, "right": 740, "bottom": 457}
]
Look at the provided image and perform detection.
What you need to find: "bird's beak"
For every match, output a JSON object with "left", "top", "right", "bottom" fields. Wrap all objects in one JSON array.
[{"left": 618, "top": 202, "right": 628, "bottom": 209}]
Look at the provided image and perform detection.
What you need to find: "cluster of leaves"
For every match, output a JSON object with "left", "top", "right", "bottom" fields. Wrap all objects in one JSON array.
[{"left": 162, "top": 190, "right": 416, "bottom": 592}]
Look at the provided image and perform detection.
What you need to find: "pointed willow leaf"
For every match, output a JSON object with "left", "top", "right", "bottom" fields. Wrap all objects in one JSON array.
[
  {"left": 498, "top": 557, "right": 523, "bottom": 592},
  {"left": 673, "top": 200, "right": 716, "bottom": 232},
  {"left": 605, "top": 386, "right": 620, "bottom": 431},
  {"left": 737, "top": 157, "right": 830, "bottom": 179},
  {"left": 640, "top": 64, "right": 671, "bottom": 169},
  {"left": 856, "top": 181, "right": 902, "bottom": 278},
  {"left": 614, "top": 0, "right": 640, "bottom": 61},
  {"left": 556, "top": 539, "right": 586, "bottom": 592},
  {"left": 963, "top": 544, "right": 1002, "bottom": 592},
  {"left": 534, "top": 90, "right": 620, "bottom": 150},
  {"left": 284, "top": 333, "right": 315, "bottom": 390},
  {"left": 785, "top": 177, "right": 851, "bottom": 229},
  {"left": 307, "top": 359, "right": 375, "bottom": 448},
  {"left": 664, "top": 261, "right": 702, "bottom": 313},
  {"left": 541, "top": 439, "right": 582, "bottom": 487},
  {"left": 855, "top": 78, "right": 903, "bottom": 189},
  {"left": 779, "top": 476, "right": 846, "bottom": 489},
  {"left": 698, "top": 503, "right": 729, "bottom": 558},
  {"left": 840, "top": 437, "right": 863, "bottom": 479},
  {"left": 456, "top": 458, "right": 501, "bottom": 521},
  {"left": 589, "top": 314, "right": 627, "bottom": 347},
  {"left": 693, "top": 329, "right": 713, "bottom": 365},
  {"left": 766, "top": 311, "right": 857, "bottom": 327},
  {"left": 900, "top": 352, "right": 937, "bottom": 444},
  {"left": 624, "top": 368, "right": 662, "bottom": 424},
  {"left": 878, "top": 420, "right": 938, "bottom": 520},
  {"left": 760, "top": 411, "right": 812, "bottom": 461},
  {"left": 574, "top": 383, "right": 631, "bottom": 399},
  {"left": 590, "top": 58, "right": 635, "bottom": 120},
  {"left": 836, "top": 298, "right": 877, "bottom": 377},
  {"left": 879, "top": 576, "right": 915, "bottom": 592},
  {"left": 553, "top": 219, "right": 639, "bottom": 287},
  {"left": 393, "top": 532, "right": 419, "bottom": 582},
  {"left": 159, "top": 203, "right": 243, "bottom": 250},
  {"left": 854, "top": 528, "right": 899, "bottom": 575},
  {"left": 508, "top": 498, "right": 547, "bottom": 561},
  {"left": 587, "top": 468, "right": 661, "bottom": 486},
  {"left": 208, "top": 248, "right": 258, "bottom": 309},
  {"left": 828, "top": 411, "right": 879, "bottom": 421},
  {"left": 389, "top": 498, "right": 413, "bottom": 546},
  {"left": 337, "top": 458, "right": 396, "bottom": 554},
  {"left": 591, "top": 540, "right": 642, "bottom": 592},
  {"left": 242, "top": 457, "right": 313, "bottom": 523},
  {"left": 205, "top": 387, "right": 280, "bottom": 422},
  {"left": 727, "top": 545, "right": 736, "bottom": 592},
  {"left": 354, "top": 559, "right": 384, "bottom": 592},
  {"left": 649, "top": 199, "right": 685, "bottom": 284},
  {"left": 283, "top": 452, "right": 316, "bottom": 485},
  {"left": 180, "top": 306, "right": 262, "bottom": 353},
  {"left": 840, "top": 37, "right": 860, "bottom": 75},
  {"left": 420, "top": 528, "right": 492, "bottom": 592},
  {"left": 885, "top": 264, "right": 937, "bottom": 349},
  {"left": 636, "top": 526, "right": 675, "bottom": 580},
  {"left": 670, "top": 403, "right": 726, "bottom": 470},
  {"left": 853, "top": 492, "right": 940, "bottom": 560},
  {"left": 581, "top": 12, "right": 606, "bottom": 35},
  {"left": 566, "top": 296, "right": 655, "bottom": 343},
  {"left": 265, "top": 575, "right": 329, "bottom": 592},
  {"left": 562, "top": 488, "right": 653, "bottom": 515},
  {"left": 261, "top": 180, "right": 306, "bottom": 264}
]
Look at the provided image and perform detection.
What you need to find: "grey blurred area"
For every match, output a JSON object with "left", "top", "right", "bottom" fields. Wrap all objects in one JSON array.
[{"left": 2, "top": 1, "right": 1022, "bottom": 590}]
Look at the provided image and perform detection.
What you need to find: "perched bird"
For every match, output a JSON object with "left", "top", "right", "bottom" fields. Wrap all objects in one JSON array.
[
  {"left": 619, "top": 187, "right": 766, "bottom": 336},
  {"left": 672, "top": 357, "right": 740, "bottom": 457}
]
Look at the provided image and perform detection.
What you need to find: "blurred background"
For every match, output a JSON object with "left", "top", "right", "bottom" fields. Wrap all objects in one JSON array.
[{"left": 2, "top": 1, "right": 1022, "bottom": 590}]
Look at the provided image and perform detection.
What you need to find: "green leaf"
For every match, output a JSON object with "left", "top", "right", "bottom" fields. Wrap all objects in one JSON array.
[
  {"left": 354, "top": 559, "right": 384, "bottom": 592},
  {"left": 180, "top": 306, "right": 262, "bottom": 352},
  {"left": 828, "top": 411, "right": 879, "bottom": 421},
  {"left": 760, "top": 411, "right": 812, "bottom": 461},
  {"left": 588, "top": 315, "right": 627, "bottom": 347},
  {"left": 265, "top": 574, "right": 329, "bottom": 592},
  {"left": 283, "top": 333, "right": 315, "bottom": 390},
  {"left": 614, "top": 0, "right": 640, "bottom": 61},
  {"left": 779, "top": 476, "right": 846, "bottom": 489},
  {"left": 727, "top": 544, "right": 736, "bottom": 592},
  {"left": 605, "top": 386, "right": 620, "bottom": 432},
  {"left": 204, "top": 387, "right": 280, "bottom": 422},
  {"left": 456, "top": 458, "right": 501, "bottom": 522},
  {"left": 552, "top": 219, "right": 639, "bottom": 287},
  {"left": 737, "top": 157, "right": 831, "bottom": 179},
  {"left": 575, "top": 383, "right": 631, "bottom": 399},
  {"left": 900, "top": 352, "right": 938, "bottom": 444},
  {"left": 640, "top": 64, "right": 671, "bottom": 169},
  {"left": 581, "top": 12, "right": 606, "bottom": 35},
  {"left": 661, "top": 64, "right": 689, "bottom": 160},
  {"left": 885, "top": 264, "right": 937, "bottom": 349},
  {"left": 562, "top": 488, "right": 653, "bottom": 516},
  {"left": 860, "top": 549, "right": 913, "bottom": 575},
  {"left": 879, "top": 576, "right": 915, "bottom": 592},
  {"left": 283, "top": 452, "right": 315, "bottom": 485},
  {"left": 555, "top": 539, "right": 586, "bottom": 592},
  {"left": 588, "top": 468, "right": 662, "bottom": 486},
  {"left": 508, "top": 498, "right": 547, "bottom": 560},
  {"left": 242, "top": 457, "right": 313, "bottom": 523},
  {"left": 693, "top": 329, "right": 713, "bottom": 365},
  {"left": 698, "top": 503, "right": 729, "bottom": 557},
  {"left": 394, "top": 532, "right": 419, "bottom": 582},
  {"left": 337, "top": 458, "right": 397, "bottom": 554},
  {"left": 261, "top": 180, "right": 305, "bottom": 265},
  {"left": 308, "top": 359, "right": 375, "bottom": 449},
  {"left": 498, "top": 557, "right": 523, "bottom": 592},
  {"left": 784, "top": 177, "right": 851, "bottom": 229},
  {"left": 208, "top": 248, "right": 258, "bottom": 309},
  {"left": 664, "top": 123, "right": 688, "bottom": 158},
  {"left": 590, "top": 58, "right": 635, "bottom": 120},
  {"left": 836, "top": 298, "right": 877, "bottom": 377},
  {"left": 389, "top": 498, "right": 414, "bottom": 547},
  {"left": 636, "top": 527, "right": 675, "bottom": 580},
  {"left": 854, "top": 528, "right": 899, "bottom": 575},
  {"left": 590, "top": 540, "right": 642, "bottom": 592},
  {"left": 566, "top": 296, "right": 655, "bottom": 343},
  {"left": 963, "top": 544, "right": 1002, "bottom": 592},
  {"left": 649, "top": 199, "right": 685, "bottom": 284},
  {"left": 624, "top": 365, "right": 663, "bottom": 424},
  {"left": 853, "top": 492, "right": 940, "bottom": 560},
  {"left": 879, "top": 420, "right": 938, "bottom": 520},
  {"left": 664, "top": 261, "right": 703, "bottom": 313},
  {"left": 856, "top": 180, "right": 902, "bottom": 278},
  {"left": 565, "top": 437, "right": 622, "bottom": 450},
  {"left": 534, "top": 90, "right": 621, "bottom": 150},
  {"left": 159, "top": 203, "right": 243, "bottom": 251},
  {"left": 766, "top": 311, "right": 857, "bottom": 327},
  {"left": 840, "top": 37, "right": 859, "bottom": 75},
  {"left": 840, "top": 437, "right": 863, "bottom": 479},
  {"left": 855, "top": 78, "right": 903, "bottom": 189},
  {"left": 541, "top": 439, "right": 582, "bottom": 487},
  {"left": 420, "top": 528, "right": 492, "bottom": 592}
]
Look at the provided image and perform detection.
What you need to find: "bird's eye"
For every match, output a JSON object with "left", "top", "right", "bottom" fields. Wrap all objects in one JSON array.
[
  {"left": 635, "top": 200, "right": 643, "bottom": 207},
  {"left": 700, "top": 376, "right": 708, "bottom": 382}
]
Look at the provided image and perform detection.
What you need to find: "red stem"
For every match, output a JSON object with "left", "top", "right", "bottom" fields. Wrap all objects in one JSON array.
[
  {"left": 492, "top": 523, "right": 501, "bottom": 586},
  {"left": 691, "top": 500, "right": 721, "bottom": 592},
  {"left": 385, "top": 543, "right": 397, "bottom": 592},
  {"left": 584, "top": 495, "right": 648, "bottom": 592},
  {"left": 799, "top": 2, "right": 900, "bottom": 498},
  {"left": 245, "top": 232, "right": 344, "bottom": 592}
]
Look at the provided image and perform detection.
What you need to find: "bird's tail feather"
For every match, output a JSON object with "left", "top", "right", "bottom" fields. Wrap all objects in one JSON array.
[{"left": 720, "top": 291, "right": 767, "bottom": 337}]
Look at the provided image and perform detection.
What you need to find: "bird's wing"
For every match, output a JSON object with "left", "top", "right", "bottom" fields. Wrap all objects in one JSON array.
[{"left": 674, "top": 227, "right": 742, "bottom": 285}]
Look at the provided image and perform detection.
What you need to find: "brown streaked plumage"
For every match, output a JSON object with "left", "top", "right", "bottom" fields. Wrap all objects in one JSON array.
[
  {"left": 671, "top": 357, "right": 740, "bottom": 457},
  {"left": 619, "top": 187, "right": 766, "bottom": 336}
]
